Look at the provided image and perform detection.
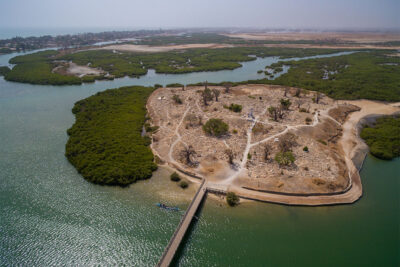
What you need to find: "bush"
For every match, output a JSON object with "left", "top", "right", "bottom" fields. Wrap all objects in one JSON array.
[
  {"left": 318, "top": 139, "right": 327, "bottom": 145},
  {"left": 303, "top": 146, "right": 309, "bottom": 152},
  {"left": 226, "top": 103, "right": 242, "bottom": 113},
  {"left": 203, "top": 118, "right": 229, "bottom": 137},
  {"left": 275, "top": 151, "right": 295, "bottom": 166},
  {"left": 305, "top": 117, "right": 312, "bottom": 124},
  {"left": 226, "top": 192, "right": 240, "bottom": 206},
  {"left": 179, "top": 180, "right": 189, "bottom": 189},
  {"left": 172, "top": 94, "right": 183, "bottom": 104},
  {"left": 170, "top": 172, "right": 181, "bottom": 182}
]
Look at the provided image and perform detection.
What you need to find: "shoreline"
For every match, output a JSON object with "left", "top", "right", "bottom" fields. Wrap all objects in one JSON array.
[{"left": 147, "top": 87, "right": 400, "bottom": 206}]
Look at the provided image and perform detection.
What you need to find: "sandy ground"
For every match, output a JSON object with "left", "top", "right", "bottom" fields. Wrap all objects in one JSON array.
[
  {"left": 261, "top": 44, "right": 400, "bottom": 50},
  {"left": 100, "top": 43, "right": 233, "bottom": 53},
  {"left": 225, "top": 32, "right": 400, "bottom": 43},
  {"left": 66, "top": 62, "right": 104, "bottom": 77},
  {"left": 147, "top": 85, "right": 400, "bottom": 206},
  {"left": 230, "top": 99, "right": 400, "bottom": 205},
  {"left": 52, "top": 62, "right": 104, "bottom": 77}
]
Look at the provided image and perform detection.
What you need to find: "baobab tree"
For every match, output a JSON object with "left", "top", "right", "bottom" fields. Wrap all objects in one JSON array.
[
  {"left": 225, "top": 149, "right": 235, "bottom": 166},
  {"left": 180, "top": 145, "right": 197, "bottom": 166},
  {"left": 212, "top": 89, "right": 220, "bottom": 102},
  {"left": 202, "top": 87, "right": 213, "bottom": 106},
  {"left": 223, "top": 82, "right": 232, "bottom": 93}
]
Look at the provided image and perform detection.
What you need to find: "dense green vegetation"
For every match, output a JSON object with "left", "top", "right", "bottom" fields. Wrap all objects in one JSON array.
[
  {"left": 5, "top": 50, "right": 82, "bottom": 85},
  {"left": 5, "top": 47, "right": 343, "bottom": 85},
  {"left": 65, "top": 86, "right": 157, "bottom": 186},
  {"left": 0, "top": 66, "right": 11, "bottom": 76},
  {"left": 226, "top": 192, "right": 240, "bottom": 206},
  {"left": 195, "top": 51, "right": 400, "bottom": 102},
  {"left": 203, "top": 118, "right": 229, "bottom": 137},
  {"left": 360, "top": 116, "right": 400, "bottom": 160},
  {"left": 270, "top": 51, "right": 400, "bottom": 101}
]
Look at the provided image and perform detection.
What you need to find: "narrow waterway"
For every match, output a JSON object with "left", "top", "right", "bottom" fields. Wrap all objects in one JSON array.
[{"left": 0, "top": 50, "right": 398, "bottom": 266}]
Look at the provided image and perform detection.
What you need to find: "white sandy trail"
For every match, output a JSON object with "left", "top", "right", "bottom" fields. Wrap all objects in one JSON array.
[{"left": 168, "top": 106, "right": 191, "bottom": 164}]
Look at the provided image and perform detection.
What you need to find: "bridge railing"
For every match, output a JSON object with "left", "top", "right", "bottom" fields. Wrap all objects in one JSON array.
[{"left": 157, "top": 179, "right": 206, "bottom": 267}]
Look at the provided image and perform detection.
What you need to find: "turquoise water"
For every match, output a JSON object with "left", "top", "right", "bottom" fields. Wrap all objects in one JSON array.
[{"left": 0, "top": 50, "right": 398, "bottom": 266}]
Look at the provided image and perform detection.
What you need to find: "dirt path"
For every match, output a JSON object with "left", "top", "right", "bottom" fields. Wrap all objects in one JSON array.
[{"left": 225, "top": 100, "right": 399, "bottom": 205}]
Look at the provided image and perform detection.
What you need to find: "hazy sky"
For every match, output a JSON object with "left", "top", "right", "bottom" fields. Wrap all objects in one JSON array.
[{"left": 0, "top": 0, "right": 399, "bottom": 30}]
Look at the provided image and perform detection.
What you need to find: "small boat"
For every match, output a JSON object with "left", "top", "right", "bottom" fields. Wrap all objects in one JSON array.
[{"left": 156, "top": 203, "right": 180, "bottom": 211}]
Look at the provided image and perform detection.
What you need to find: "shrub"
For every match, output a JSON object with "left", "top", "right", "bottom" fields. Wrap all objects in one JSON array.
[
  {"left": 318, "top": 139, "right": 327, "bottom": 145},
  {"left": 280, "top": 98, "right": 291, "bottom": 110},
  {"left": 154, "top": 83, "right": 163, "bottom": 88},
  {"left": 275, "top": 151, "right": 295, "bottom": 166},
  {"left": 203, "top": 118, "right": 229, "bottom": 137},
  {"left": 303, "top": 146, "right": 309, "bottom": 152},
  {"left": 226, "top": 192, "right": 239, "bottom": 206},
  {"left": 232, "top": 129, "right": 238, "bottom": 134},
  {"left": 179, "top": 180, "right": 189, "bottom": 189},
  {"left": 299, "top": 108, "right": 308, "bottom": 113},
  {"left": 172, "top": 94, "right": 183, "bottom": 104},
  {"left": 224, "top": 103, "right": 242, "bottom": 113},
  {"left": 170, "top": 172, "right": 181, "bottom": 182},
  {"left": 305, "top": 117, "right": 312, "bottom": 124}
]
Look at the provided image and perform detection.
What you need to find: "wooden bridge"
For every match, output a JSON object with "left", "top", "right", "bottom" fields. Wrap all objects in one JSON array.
[{"left": 157, "top": 179, "right": 208, "bottom": 267}]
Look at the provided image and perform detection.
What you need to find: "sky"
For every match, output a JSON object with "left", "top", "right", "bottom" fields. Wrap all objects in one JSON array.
[{"left": 0, "top": 0, "right": 399, "bottom": 30}]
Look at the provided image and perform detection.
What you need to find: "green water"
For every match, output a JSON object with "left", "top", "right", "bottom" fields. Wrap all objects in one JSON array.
[
  {"left": 0, "top": 50, "right": 399, "bottom": 266},
  {"left": 175, "top": 156, "right": 400, "bottom": 266}
]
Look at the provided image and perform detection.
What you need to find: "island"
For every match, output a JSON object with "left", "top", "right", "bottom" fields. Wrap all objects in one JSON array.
[{"left": 146, "top": 84, "right": 399, "bottom": 205}]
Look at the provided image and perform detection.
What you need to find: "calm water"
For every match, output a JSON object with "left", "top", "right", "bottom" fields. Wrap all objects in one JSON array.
[{"left": 0, "top": 50, "right": 398, "bottom": 266}]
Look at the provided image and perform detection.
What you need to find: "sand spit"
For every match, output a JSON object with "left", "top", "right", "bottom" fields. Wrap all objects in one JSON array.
[
  {"left": 100, "top": 43, "right": 233, "bottom": 53},
  {"left": 147, "top": 85, "right": 399, "bottom": 206},
  {"left": 224, "top": 32, "right": 400, "bottom": 43}
]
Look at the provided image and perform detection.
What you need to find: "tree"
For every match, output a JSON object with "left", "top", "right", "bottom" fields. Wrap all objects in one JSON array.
[
  {"left": 268, "top": 106, "right": 278, "bottom": 121},
  {"left": 180, "top": 145, "right": 197, "bottom": 166},
  {"left": 226, "top": 192, "right": 239, "bottom": 206},
  {"left": 223, "top": 82, "right": 232, "bottom": 93},
  {"left": 284, "top": 87, "right": 289, "bottom": 97},
  {"left": 280, "top": 98, "right": 291, "bottom": 110},
  {"left": 268, "top": 106, "right": 283, "bottom": 121},
  {"left": 170, "top": 172, "right": 181, "bottom": 182},
  {"left": 225, "top": 149, "right": 235, "bottom": 165},
  {"left": 179, "top": 180, "right": 189, "bottom": 188},
  {"left": 172, "top": 94, "right": 182, "bottom": 104},
  {"left": 295, "top": 99, "right": 304, "bottom": 109},
  {"left": 314, "top": 92, "right": 322, "bottom": 104},
  {"left": 202, "top": 87, "right": 213, "bottom": 106},
  {"left": 278, "top": 133, "right": 297, "bottom": 152},
  {"left": 294, "top": 87, "right": 301, "bottom": 97},
  {"left": 212, "top": 88, "right": 220, "bottom": 102},
  {"left": 264, "top": 144, "right": 272, "bottom": 161},
  {"left": 203, "top": 118, "right": 229, "bottom": 137}
]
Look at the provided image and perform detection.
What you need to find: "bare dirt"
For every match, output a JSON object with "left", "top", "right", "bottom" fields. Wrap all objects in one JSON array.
[
  {"left": 52, "top": 62, "right": 104, "bottom": 77},
  {"left": 147, "top": 85, "right": 400, "bottom": 205}
]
